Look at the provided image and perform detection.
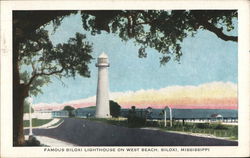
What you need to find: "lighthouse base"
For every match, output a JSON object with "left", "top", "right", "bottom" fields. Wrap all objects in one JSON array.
[{"left": 95, "top": 114, "right": 111, "bottom": 118}]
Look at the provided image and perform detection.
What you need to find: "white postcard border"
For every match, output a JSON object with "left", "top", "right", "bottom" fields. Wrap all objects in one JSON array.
[{"left": 1, "top": 0, "right": 249, "bottom": 157}]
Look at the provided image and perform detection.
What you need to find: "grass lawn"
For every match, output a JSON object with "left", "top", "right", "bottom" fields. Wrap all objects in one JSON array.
[
  {"left": 23, "top": 118, "right": 53, "bottom": 127},
  {"left": 85, "top": 117, "right": 238, "bottom": 140},
  {"left": 158, "top": 122, "right": 238, "bottom": 140},
  {"left": 85, "top": 117, "right": 128, "bottom": 126}
]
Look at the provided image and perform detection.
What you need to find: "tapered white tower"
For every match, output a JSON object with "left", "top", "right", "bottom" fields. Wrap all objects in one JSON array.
[{"left": 95, "top": 52, "right": 110, "bottom": 118}]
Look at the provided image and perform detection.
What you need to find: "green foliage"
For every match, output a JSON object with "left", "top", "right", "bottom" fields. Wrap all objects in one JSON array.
[
  {"left": 19, "top": 29, "right": 93, "bottom": 96},
  {"left": 86, "top": 117, "right": 128, "bottom": 127},
  {"left": 63, "top": 105, "right": 75, "bottom": 117},
  {"left": 109, "top": 100, "right": 121, "bottom": 118},
  {"left": 81, "top": 10, "right": 237, "bottom": 65},
  {"left": 85, "top": 117, "right": 237, "bottom": 140},
  {"left": 25, "top": 136, "right": 41, "bottom": 146},
  {"left": 16, "top": 10, "right": 237, "bottom": 97},
  {"left": 52, "top": 33, "right": 93, "bottom": 77},
  {"left": 164, "top": 122, "right": 229, "bottom": 130},
  {"left": 127, "top": 116, "right": 146, "bottom": 128},
  {"left": 23, "top": 100, "right": 34, "bottom": 113},
  {"left": 210, "top": 123, "right": 228, "bottom": 130},
  {"left": 23, "top": 136, "right": 42, "bottom": 146},
  {"left": 160, "top": 121, "right": 237, "bottom": 139},
  {"left": 146, "top": 107, "right": 153, "bottom": 119},
  {"left": 195, "top": 123, "right": 210, "bottom": 129},
  {"left": 63, "top": 105, "right": 75, "bottom": 111},
  {"left": 131, "top": 106, "right": 136, "bottom": 111},
  {"left": 20, "top": 71, "right": 51, "bottom": 96},
  {"left": 127, "top": 106, "right": 146, "bottom": 127}
]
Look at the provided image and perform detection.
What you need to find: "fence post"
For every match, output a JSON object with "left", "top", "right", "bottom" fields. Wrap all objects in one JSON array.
[{"left": 164, "top": 109, "right": 167, "bottom": 127}]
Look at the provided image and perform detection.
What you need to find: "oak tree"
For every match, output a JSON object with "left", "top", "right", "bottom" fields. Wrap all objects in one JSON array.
[{"left": 14, "top": 27, "right": 92, "bottom": 145}]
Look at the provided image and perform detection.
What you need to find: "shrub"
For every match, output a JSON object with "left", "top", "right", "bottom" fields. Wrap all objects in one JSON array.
[
  {"left": 63, "top": 105, "right": 75, "bottom": 117},
  {"left": 109, "top": 100, "right": 121, "bottom": 118},
  {"left": 127, "top": 115, "right": 146, "bottom": 127},
  {"left": 24, "top": 136, "right": 40, "bottom": 146},
  {"left": 211, "top": 123, "right": 228, "bottom": 130},
  {"left": 195, "top": 123, "right": 210, "bottom": 129}
]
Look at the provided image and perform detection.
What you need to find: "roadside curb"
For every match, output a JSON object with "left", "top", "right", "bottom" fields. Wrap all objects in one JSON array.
[
  {"left": 47, "top": 119, "right": 64, "bottom": 129},
  {"left": 24, "top": 118, "right": 62, "bottom": 129}
]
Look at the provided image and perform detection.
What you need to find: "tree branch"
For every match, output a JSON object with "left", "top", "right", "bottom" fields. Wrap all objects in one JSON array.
[
  {"left": 200, "top": 20, "right": 238, "bottom": 42},
  {"left": 191, "top": 12, "right": 238, "bottom": 42},
  {"left": 27, "top": 68, "right": 64, "bottom": 86}
]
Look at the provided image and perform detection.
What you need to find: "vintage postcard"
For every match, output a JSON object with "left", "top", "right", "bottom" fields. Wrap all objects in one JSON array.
[{"left": 1, "top": 0, "right": 250, "bottom": 157}]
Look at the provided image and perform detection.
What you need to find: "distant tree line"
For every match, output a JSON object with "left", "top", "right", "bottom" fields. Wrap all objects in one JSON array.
[
  {"left": 62, "top": 100, "right": 121, "bottom": 118},
  {"left": 63, "top": 105, "right": 75, "bottom": 117}
]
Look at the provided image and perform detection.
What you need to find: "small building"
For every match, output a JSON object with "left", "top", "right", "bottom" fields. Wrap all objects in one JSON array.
[
  {"left": 210, "top": 114, "right": 223, "bottom": 122},
  {"left": 74, "top": 108, "right": 96, "bottom": 118},
  {"left": 52, "top": 110, "right": 69, "bottom": 118}
]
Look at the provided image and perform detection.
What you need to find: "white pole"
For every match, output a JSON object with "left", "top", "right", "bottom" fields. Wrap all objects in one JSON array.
[
  {"left": 164, "top": 109, "right": 167, "bottom": 127},
  {"left": 169, "top": 107, "right": 172, "bottom": 127},
  {"left": 165, "top": 106, "right": 173, "bottom": 127},
  {"left": 28, "top": 97, "right": 33, "bottom": 136}
]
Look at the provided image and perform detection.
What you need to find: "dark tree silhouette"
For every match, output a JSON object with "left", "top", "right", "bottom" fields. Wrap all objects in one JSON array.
[
  {"left": 109, "top": 100, "right": 121, "bottom": 118},
  {"left": 146, "top": 107, "right": 153, "bottom": 119},
  {"left": 63, "top": 106, "right": 75, "bottom": 117},
  {"left": 127, "top": 106, "right": 146, "bottom": 127}
]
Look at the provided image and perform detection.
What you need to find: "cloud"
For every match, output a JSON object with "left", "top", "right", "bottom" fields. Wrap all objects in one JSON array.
[
  {"left": 112, "top": 82, "right": 237, "bottom": 109},
  {"left": 34, "top": 82, "right": 237, "bottom": 110}
]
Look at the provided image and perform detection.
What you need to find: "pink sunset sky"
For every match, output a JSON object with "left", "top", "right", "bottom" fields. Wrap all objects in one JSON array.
[{"left": 33, "top": 82, "right": 237, "bottom": 111}]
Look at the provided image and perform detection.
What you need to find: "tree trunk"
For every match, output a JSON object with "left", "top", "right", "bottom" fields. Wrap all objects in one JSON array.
[
  {"left": 13, "top": 40, "right": 29, "bottom": 146},
  {"left": 13, "top": 86, "right": 27, "bottom": 146}
]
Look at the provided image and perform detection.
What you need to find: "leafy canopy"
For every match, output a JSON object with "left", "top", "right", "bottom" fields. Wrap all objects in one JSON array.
[
  {"left": 19, "top": 29, "right": 93, "bottom": 96},
  {"left": 63, "top": 105, "right": 75, "bottom": 111},
  {"left": 81, "top": 10, "right": 237, "bottom": 65},
  {"left": 63, "top": 105, "right": 75, "bottom": 117}
]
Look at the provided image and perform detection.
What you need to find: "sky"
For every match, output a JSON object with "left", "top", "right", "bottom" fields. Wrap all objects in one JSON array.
[{"left": 30, "top": 12, "right": 238, "bottom": 109}]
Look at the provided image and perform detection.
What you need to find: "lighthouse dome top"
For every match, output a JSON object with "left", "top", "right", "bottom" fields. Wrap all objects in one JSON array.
[
  {"left": 98, "top": 52, "right": 108, "bottom": 59},
  {"left": 96, "top": 52, "right": 110, "bottom": 67}
]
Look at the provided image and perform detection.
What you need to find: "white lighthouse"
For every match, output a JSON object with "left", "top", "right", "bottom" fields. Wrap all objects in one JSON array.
[{"left": 95, "top": 52, "right": 111, "bottom": 118}]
